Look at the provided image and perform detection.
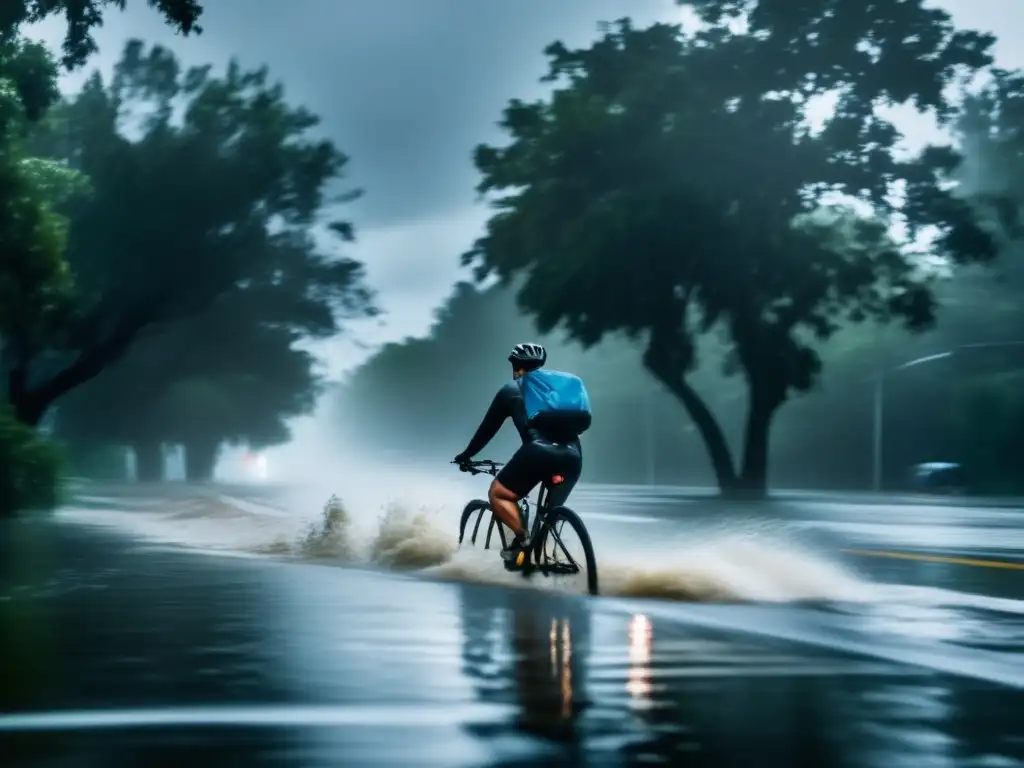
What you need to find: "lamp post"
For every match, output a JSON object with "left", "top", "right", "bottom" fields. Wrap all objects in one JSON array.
[
  {"left": 645, "top": 385, "right": 656, "bottom": 486},
  {"left": 871, "top": 341, "right": 1024, "bottom": 492}
]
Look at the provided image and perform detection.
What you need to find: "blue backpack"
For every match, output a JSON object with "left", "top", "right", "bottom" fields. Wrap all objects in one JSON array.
[{"left": 519, "top": 369, "right": 592, "bottom": 436}]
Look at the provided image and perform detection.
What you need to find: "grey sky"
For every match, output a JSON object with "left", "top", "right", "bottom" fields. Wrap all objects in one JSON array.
[{"left": 26, "top": 1, "right": 1024, "bottom": 378}]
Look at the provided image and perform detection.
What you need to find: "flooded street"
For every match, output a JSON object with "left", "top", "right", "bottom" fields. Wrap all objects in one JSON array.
[
  {"left": 1, "top": 479, "right": 1022, "bottom": 766},
  {"left": 7, "top": 0, "right": 1024, "bottom": 765}
]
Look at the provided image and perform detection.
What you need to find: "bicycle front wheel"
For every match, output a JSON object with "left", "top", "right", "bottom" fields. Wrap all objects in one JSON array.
[
  {"left": 534, "top": 506, "right": 599, "bottom": 595},
  {"left": 458, "top": 500, "right": 512, "bottom": 550}
]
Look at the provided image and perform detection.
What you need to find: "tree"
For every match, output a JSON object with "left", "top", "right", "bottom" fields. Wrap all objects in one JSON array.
[
  {"left": 0, "top": 40, "right": 69, "bottom": 354},
  {"left": 0, "top": 405, "right": 62, "bottom": 515},
  {"left": 0, "top": 39, "right": 82, "bottom": 512},
  {"left": 8, "top": 39, "right": 369, "bottom": 430},
  {"left": 947, "top": 370, "right": 1024, "bottom": 494},
  {"left": 338, "top": 281, "right": 734, "bottom": 484},
  {"left": 0, "top": 4, "right": 200, "bottom": 508},
  {"left": 0, "top": 37, "right": 94, "bottom": 424},
  {"left": 464, "top": 11, "right": 1002, "bottom": 498},
  {"left": 0, "top": 0, "right": 203, "bottom": 69},
  {"left": 42, "top": 41, "right": 372, "bottom": 478},
  {"left": 57, "top": 318, "right": 328, "bottom": 481},
  {"left": 930, "top": 69, "right": 1024, "bottom": 493}
]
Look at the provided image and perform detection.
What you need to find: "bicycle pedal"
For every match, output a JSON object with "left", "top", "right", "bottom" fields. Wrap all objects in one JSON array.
[{"left": 503, "top": 559, "right": 535, "bottom": 576}]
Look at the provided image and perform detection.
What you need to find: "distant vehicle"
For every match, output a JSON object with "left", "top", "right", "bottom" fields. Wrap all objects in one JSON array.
[{"left": 910, "top": 462, "right": 967, "bottom": 495}]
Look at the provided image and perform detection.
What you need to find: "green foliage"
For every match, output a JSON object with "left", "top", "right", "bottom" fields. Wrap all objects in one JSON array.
[
  {"left": 0, "top": 153, "right": 76, "bottom": 353},
  {"left": 948, "top": 371, "right": 1024, "bottom": 494},
  {"left": 8, "top": 40, "right": 370, "bottom": 432},
  {"left": 912, "top": 69, "right": 1024, "bottom": 493},
  {"left": 0, "top": 406, "right": 63, "bottom": 515},
  {"left": 45, "top": 41, "right": 372, "bottom": 474},
  {"left": 957, "top": 69, "right": 1024, "bottom": 278},
  {"left": 465, "top": 10, "right": 1001, "bottom": 495},
  {"left": 0, "top": 1, "right": 203, "bottom": 69},
  {"left": 680, "top": 0, "right": 994, "bottom": 118},
  {"left": 338, "top": 282, "right": 740, "bottom": 483},
  {"left": 0, "top": 38, "right": 61, "bottom": 123},
  {"left": 0, "top": 37, "right": 84, "bottom": 416}
]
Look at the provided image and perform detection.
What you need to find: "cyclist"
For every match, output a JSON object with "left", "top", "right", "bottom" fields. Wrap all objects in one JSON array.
[{"left": 454, "top": 342, "right": 586, "bottom": 570}]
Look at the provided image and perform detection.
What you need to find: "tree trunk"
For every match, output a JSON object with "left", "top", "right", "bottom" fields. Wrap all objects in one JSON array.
[
  {"left": 644, "top": 360, "right": 738, "bottom": 493},
  {"left": 133, "top": 440, "right": 164, "bottom": 483},
  {"left": 184, "top": 438, "right": 221, "bottom": 483},
  {"left": 8, "top": 319, "right": 150, "bottom": 428},
  {"left": 12, "top": 398, "right": 46, "bottom": 427},
  {"left": 7, "top": 362, "right": 45, "bottom": 426},
  {"left": 673, "top": 377, "right": 740, "bottom": 493},
  {"left": 737, "top": 386, "right": 784, "bottom": 499}
]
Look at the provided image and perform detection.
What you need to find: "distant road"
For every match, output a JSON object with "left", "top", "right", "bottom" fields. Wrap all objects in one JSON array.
[
  {"left": 572, "top": 482, "right": 1024, "bottom": 508},
  {"left": 68, "top": 477, "right": 1024, "bottom": 508}
]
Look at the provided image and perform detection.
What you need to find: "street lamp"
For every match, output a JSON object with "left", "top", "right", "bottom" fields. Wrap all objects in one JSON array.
[
  {"left": 871, "top": 341, "right": 1024, "bottom": 492},
  {"left": 645, "top": 384, "right": 656, "bottom": 486}
]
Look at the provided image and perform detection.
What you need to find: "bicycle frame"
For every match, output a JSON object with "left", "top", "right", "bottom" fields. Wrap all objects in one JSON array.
[
  {"left": 517, "top": 483, "right": 549, "bottom": 542},
  {"left": 456, "top": 458, "right": 554, "bottom": 542}
]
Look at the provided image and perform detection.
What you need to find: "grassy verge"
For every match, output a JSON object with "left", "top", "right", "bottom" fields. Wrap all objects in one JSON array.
[{"left": 0, "top": 406, "right": 63, "bottom": 516}]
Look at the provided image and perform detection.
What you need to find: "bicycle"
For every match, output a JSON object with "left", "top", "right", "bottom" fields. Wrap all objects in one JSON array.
[{"left": 453, "top": 459, "right": 599, "bottom": 596}]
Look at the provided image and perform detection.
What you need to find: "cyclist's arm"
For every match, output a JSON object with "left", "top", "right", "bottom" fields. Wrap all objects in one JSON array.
[{"left": 459, "top": 386, "right": 512, "bottom": 457}]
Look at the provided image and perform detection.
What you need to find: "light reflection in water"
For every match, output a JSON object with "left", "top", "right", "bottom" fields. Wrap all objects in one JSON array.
[
  {"left": 627, "top": 614, "right": 653, "bottom": 708},
  {"left": 548, "top": 618, "right": 574, "bottom": 719}
]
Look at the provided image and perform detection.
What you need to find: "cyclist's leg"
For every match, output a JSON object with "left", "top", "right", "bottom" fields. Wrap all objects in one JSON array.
[
  {"left": 489, "top": 443, "right": 544, "bottom": 538},
  {"left": 488, "top": 479, "right": 526, "bottom": 538},
  {"left": 492, "top": 444, "right": 552, "bottom": 567}
]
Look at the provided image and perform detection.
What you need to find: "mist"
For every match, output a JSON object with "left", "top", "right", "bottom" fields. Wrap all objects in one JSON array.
[{"left": 264, "top": 237, "right": 1024, "bottom": 497}]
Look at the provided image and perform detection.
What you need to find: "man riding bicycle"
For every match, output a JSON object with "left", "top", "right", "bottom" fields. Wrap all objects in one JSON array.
[{"left": 454, "top": 342, "right": 588, "bottom": 570}]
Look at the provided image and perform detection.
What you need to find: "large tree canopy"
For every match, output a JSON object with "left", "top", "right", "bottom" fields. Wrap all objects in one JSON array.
[
  {"left": 0, "top": 40, "right": 62, "bottom": 330},
  {"left": 38, "top": 41, "right": 372, "bottom": 477},
  {"left": 337, "top": 282, "right": 715, "bottom": 482},
  {"left": 0, "top": 38, "right": 79, "bottom": 513},
  {"left": 7, "top": 39, "right": 370, "bottom": 429},
  {"left": 465, "top": 8, "right": 1004, "bottom": 497},
  {"left": 1, "top": 0, "right": 203, "bottom": 68},
  {"left": 0, "top": 38, "right": 90, "bottom": 411}
]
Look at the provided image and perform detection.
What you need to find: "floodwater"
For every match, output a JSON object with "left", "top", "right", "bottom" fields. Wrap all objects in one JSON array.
[{"left": 1, "top": 471, "right": 1022, "bottom": 766}]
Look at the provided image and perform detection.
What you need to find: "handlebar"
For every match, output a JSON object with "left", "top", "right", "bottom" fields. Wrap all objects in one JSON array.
[{"left": 452, "top": 459, "right": 504, "bottom": 476}]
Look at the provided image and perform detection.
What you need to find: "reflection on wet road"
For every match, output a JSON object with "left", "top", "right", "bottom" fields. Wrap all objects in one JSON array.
[{"left": 1, "top": 482, "right": 1022, "bottom": 766}]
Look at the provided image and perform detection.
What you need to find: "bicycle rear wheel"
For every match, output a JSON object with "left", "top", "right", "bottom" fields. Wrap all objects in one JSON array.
[
  {"left": 458, "top": 500, "right": 513, "bottom": 550},
  {"left": 533, "top": 506, "right": 599, "bottom": 595}
]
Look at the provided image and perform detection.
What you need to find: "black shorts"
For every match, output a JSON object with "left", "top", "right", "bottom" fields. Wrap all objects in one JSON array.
[{"left": 496, "top": 439, "right": 582, "bottom": 508}]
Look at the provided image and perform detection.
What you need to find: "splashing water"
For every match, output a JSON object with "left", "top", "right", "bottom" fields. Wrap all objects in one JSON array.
[
  {"left": 601, "top": 533, "right": 872, "bottom": 603},
  {"left": 61, "top": 487, "right": 871, "bottom": 603},
  {"left": 304, "top": 498, "right": 871, "bottom": 602},
  {"left": 368, "top": 501, "right": 456, "bottom": 569},
  {"left": 298, "top": 495, "right": 356, "bottom": 560}
]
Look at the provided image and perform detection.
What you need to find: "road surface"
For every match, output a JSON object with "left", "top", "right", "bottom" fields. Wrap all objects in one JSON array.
[{"left": 0, "top": 480, "right": 1021, "bottom": 766}]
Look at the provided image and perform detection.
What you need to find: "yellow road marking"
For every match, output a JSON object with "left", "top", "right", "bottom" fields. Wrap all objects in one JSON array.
[{"left": 843, "top": 548, "right": 1024, "bottom": 571}]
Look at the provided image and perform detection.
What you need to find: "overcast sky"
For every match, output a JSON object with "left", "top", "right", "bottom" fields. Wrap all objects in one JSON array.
[{"left": 26, "top": 1, "right": 1024, "bottom": 380}]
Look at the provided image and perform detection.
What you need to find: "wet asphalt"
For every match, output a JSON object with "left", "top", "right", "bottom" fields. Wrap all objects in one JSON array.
[{"left": 0, "top": 483, "right": 1021, "bottom": 767}]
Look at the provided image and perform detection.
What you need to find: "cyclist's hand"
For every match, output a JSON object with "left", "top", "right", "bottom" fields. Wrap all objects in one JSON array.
[{"left": 453, "top": 453, "right": 471, "bottom": 470}]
